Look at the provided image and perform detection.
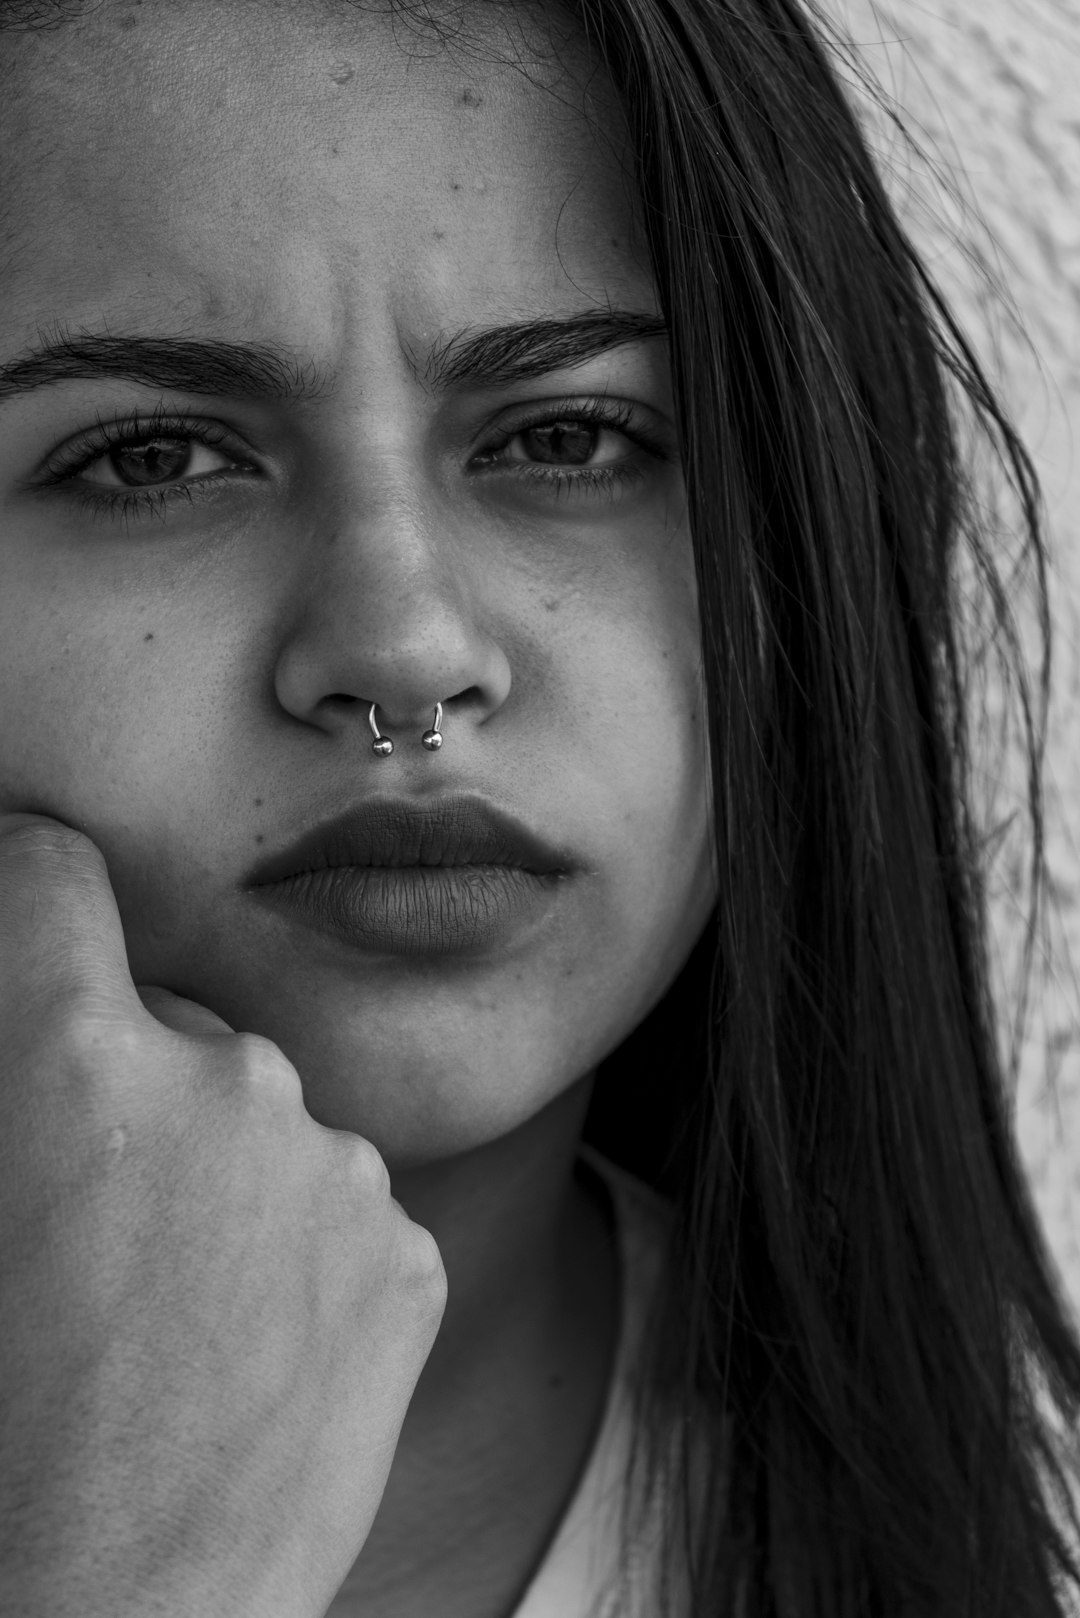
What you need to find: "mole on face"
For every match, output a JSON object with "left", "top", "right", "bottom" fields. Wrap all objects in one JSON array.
[{"left": 458, "top": 87, "right": 482, "bottom": 107}]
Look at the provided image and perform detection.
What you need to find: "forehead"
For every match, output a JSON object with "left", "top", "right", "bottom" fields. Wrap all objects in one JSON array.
[{"left": 0, "top": 0, "right": 654, "bottom": 369}]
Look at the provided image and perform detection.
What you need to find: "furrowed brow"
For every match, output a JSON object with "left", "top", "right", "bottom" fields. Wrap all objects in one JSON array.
[
  {"left": 420, "top": 310, "right": 669, "bottom": 391},
  {"left": 0, "top": 312, "right": 667, "bottom": 405},
  {"left": 0, "top": 331, "right": 331, "bottom": 403}
]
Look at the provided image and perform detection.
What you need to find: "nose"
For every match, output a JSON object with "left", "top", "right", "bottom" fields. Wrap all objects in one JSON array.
[{"left": 271, "top": 492, "right": 513, "bottom": 748}]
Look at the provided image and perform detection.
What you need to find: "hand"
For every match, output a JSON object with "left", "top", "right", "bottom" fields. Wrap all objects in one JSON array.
[{"left": 0, "top": 814, "right": 446, "bottom": 1618}]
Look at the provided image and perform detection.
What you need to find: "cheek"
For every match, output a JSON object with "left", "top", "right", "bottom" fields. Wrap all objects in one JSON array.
[
  {"left": 625, "top": 537, "right": 714, "bottom": 910},
  {"left": 561, "top": 516, "right": 704, "bottom": 761},
  {"left": 550, "top": 519, "right": 712, "bottom": 901},
  {"left": 0, "top": 603, "right": 229, "bottom": 963},
  {"left": 0, "top": 620, "right": 116, "bottom": 810},
  {"left": 0, "top": 587, "right": 195, "bottom": 824}
]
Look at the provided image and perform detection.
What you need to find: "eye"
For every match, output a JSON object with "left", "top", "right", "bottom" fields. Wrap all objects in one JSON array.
[
  {"left": 471, "top": 397, "right": 668, "bottom": 501},
  {"left": 80, "top": 435, "right": 236, "bottom": 488},
  {"left": 500, "top": 418, "right": 628, "bottom": 469},
  {"left": 29, "top": 410, "right": 261, "bottom": 525}
]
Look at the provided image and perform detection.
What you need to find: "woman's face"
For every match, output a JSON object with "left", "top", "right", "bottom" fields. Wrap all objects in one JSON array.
[{"left": 0, "top": 0, "right": 715, "bottom": 1166}]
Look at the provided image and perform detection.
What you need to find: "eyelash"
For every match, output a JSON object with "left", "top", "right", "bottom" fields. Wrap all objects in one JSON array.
[
  {"left": 40, "top": 406, "right": 251, "bottom": 526},
  {"left": 38, "top": 398, "right": 664, "bottom": 525},
  {"left": 476, "top": 396, "right": 661, "bottom": 501}
]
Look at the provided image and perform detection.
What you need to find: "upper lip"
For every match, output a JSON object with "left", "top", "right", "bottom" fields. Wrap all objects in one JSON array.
[{"left": 245, "top": 795, "right": 573, "bottom": 886}]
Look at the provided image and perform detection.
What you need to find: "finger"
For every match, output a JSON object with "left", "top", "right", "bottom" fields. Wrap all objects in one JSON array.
[
  {"left": 135, "top": 984, "right": 237, "bottom": 1040},
  {"left": 0, "top": 812, "right": 147, "bottom": 1032}
]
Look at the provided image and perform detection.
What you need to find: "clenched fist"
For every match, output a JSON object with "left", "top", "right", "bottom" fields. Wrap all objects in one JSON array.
[{"left": 0, "top": 814, "right": 446, "bottom": 1618}]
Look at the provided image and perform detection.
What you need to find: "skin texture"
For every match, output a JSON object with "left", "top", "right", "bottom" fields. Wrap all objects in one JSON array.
[
  {"left": 0, "top": 3, "right": 716, "bottom": 1612},
  {"left": 0, "top": 0, "right": 713, "bottom": 1163}
]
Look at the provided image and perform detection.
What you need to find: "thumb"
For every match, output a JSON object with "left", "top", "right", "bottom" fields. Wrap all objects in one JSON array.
[{"left": 135, "top": 984, "right": 238, "bottom": 1040}]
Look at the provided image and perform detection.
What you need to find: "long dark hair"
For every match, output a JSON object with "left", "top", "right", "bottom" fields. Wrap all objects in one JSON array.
[{"left": 574, "top": 1, "right": 1080, "bottom": 1613}]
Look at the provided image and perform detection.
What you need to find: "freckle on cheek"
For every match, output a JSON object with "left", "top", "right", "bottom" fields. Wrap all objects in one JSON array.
[{"left": 143, "top": 632, "right": 154, "bottom": 642}]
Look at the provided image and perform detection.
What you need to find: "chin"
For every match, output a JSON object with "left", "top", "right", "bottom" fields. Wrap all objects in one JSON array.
[{"left": 294, "top": 1050, "right": 579, "bottom": 1172}]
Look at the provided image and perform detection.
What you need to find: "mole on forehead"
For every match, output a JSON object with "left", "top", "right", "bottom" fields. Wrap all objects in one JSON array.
[{"left": 0, "top": 0, "right": 589, "bottom": 120}]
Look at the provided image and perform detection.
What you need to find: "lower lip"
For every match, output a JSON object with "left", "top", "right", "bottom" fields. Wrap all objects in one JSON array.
[{"left": 249, "top": 864, "right": 565, "bottom": 956}]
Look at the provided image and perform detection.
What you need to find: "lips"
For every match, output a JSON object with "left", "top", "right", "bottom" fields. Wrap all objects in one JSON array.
[
  {"left": 245, "top": 795, "right": 573, "bottom": 887},
  {"left": 243, "top": 795, "right": 575, "bottom": 956}
]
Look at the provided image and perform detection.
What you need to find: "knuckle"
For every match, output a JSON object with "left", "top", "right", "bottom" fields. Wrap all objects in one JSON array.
[
  {"left": 8, "top": 1000, "right": 149, "bottom": 1130},
  {"left": 41, "top": 993, "right": 143, "bottom": 1071},
  {"left": 344, "top": 1135, "right": 392, "bottom": 1201},
  {"left": 0, "top": 819, "right": 105, "bottom": 870},
  {"left": 397, "top": 1218, "right": 448, "bottom": 1307},
  {"left": 0, "top": 822, "right": 111, "bottom": 922},
  {"left": 229, "top": 1033, "right": 301, "bottom": 1099}
]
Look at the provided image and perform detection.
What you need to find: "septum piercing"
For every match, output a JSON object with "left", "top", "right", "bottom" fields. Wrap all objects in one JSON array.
[
  {"left": 368, "top": 703, "right": 393, "bottom": 757},
  {"left": 369, "top": 702, "right": 443, "bottom": 757},
  {"left": 421, "top": 703, "right": 444, "bottom": 751}
]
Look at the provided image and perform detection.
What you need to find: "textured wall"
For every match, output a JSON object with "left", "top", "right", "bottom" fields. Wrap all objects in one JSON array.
[{"left": 825, "top": 0, "right": 1080, "bottom": 1322}]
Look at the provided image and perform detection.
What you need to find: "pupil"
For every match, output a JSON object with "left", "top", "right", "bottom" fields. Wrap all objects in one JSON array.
[
  {"left": 112, "top": 438, "right": 192, "bottom": 485},
  {"left": 523, "top": 422, "right": 597, "bottom": 465}
]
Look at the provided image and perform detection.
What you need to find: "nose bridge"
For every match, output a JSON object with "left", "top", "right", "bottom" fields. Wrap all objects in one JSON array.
[
  {"left": 320, "top": 469, "right": 471, "bottom": 649},
  {"left": 297, "top": 348, "right": 458, "bottom": 617},
  {"left": 276, "top": 450, "right": 507, "bottom": 733},
  {"left": 348, "top": 464, "right": 447, "bottom": 581}
]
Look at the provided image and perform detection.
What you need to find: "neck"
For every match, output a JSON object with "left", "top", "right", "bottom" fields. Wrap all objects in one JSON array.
[
  {"left": 391, "top": 1077, "right": 597, "bottom": 1400},
  {"left": 334, "top": 1077, "right": 619, "bottom": 1618}
]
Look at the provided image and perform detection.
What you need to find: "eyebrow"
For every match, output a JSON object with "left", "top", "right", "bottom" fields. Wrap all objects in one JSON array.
[
  {"left": 0, "top": 311, "right": 668, "bottom": 405},
  {"left": 0, "top": 331, "right": 330, "bottom": 405},
  {"left": 420, "top": 310, "right": 668, "bottom": 389}
]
